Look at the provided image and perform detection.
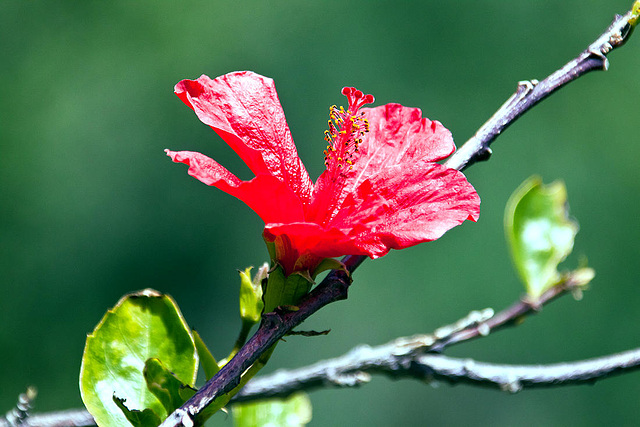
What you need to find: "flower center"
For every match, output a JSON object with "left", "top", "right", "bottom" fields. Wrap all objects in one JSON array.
[{"left": 323, "top": 87, "right": 374, "bottom": 172}]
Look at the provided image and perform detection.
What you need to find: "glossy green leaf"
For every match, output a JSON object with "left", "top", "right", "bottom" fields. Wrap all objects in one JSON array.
[
  {"left": 239, "top": 265, "right": 265, "bottom": 325},
  {"left": 232, "top": 393, "right": 312, "bottom": 427},
  {"left": 193, "top": 329, "right": 220, "bottom": 380},
  {"left": 80, "top": 289, "right": 198, "bottom": 426},
  {"left": 144, "top": 358, "right": 196, "bottom": 415},
  {"left": 113, "top": 396, "right": 162, "bottom": 427},
  {"left": 505, "top": 176, "right": 579, "bottom": 299}
]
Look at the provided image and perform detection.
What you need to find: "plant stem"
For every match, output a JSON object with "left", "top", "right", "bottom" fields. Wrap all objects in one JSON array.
[
  {"left": 444, "top": 5, "right": 638, "bottom": 172},
  {"left": 157, "top": 3, "right": 639, "bottom": 424}
]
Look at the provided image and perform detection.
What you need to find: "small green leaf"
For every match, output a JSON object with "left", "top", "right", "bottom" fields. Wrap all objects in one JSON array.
[
  {"left": 193, "top": 329, "right": 220, "bottom": 380},
  {"left": 630, "top": 1, "right": 640, "bottom": 27},
  {"left": 113, "top": 395, "right": 162, "bottom": 427},
  {"left": 239, "top": 265, "right": 266, "bottom": 325},
  {"left": 505, "top": 176, "right": 579, "bottom": 299},
  {"left": 80, "top": 289, "right": 198, "bottom": 426},
  {"left": 144, "top": 358, "right": 195, "bottom": 415},
  {"left": 232, "top": 393, "right": 312, "bottom": 427}
]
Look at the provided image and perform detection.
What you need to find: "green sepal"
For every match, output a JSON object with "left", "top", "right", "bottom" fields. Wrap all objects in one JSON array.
[
  {"left": 113, "top": 395, "right": 163, "bottom": 427},
  {"left": 80, "top": 289, "right": 198, "bottom": 426},
  {"left": 505, "top": 176, "right": 579, "bottom": 300},
  {"left": 193, "top": 329, "right": 220, "bottom": 380},
  {"left": 264, "top": 240, "right": 277, "bottom": 264},
  {"left": 263, "top": 266, "right": 314, "bottom": 313},
  {"left": 239, "top": 265, "right": 266, "bottom": 325},
  {"left": 143, "top": 358, "right": 196, "bottom": 415},
  {"left": 178, "top": 386, "right": 197, "bottom": 403},
  {"left": 232, "top": 392, "right": 312, "bottom": 427},
  {"left": 311, "top": 258, "right": 348, "bottom": 279},
  {"left": 287, "top": 273, "right": 314, "bottom": 304}
]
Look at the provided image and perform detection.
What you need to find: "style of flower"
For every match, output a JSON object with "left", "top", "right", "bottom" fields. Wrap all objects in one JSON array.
[{"left": 166, "top": 71, "right": 480, "bottom": 276}]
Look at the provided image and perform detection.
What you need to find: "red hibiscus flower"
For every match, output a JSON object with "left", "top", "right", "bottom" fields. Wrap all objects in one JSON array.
[{"left": 167, "top": 71, "right": 480, "bottom": 276}]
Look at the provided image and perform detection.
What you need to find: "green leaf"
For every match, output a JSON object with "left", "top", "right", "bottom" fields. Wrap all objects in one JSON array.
[
  {"left": 505, "top": 176, "right": 579, "bottom": 299},
  {"left": 239, "top": 265, "right": 265, "bottom": 325},
  {"left": 193, "top": 329, "right": 220, "bottom": 380},
  {"left": 630, "top": 1, "right": 640, "bottom": 27},
  {"left": 112, "top": 395, "right": 163, "bottom": 427},
  {"left": 232, "top": 393, "right": 312, "bottom": 427},
  {"left": 80, "top": 289, "right": 198, "bottom": 426},
  {"left": 143, "top": 358, "right": 196, "bottom": 415}
]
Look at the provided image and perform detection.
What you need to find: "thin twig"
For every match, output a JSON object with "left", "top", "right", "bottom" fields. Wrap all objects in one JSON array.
[
  {"left": 233, "top": 271, "right": 593, "bottom": 400},
  {"left": 0, "top": 409, "right": 96, "bottom": 427},
  {"left": 429, "top": 270, "right": 590, "bottom": 352},
  {"left": 445, "top": 5, "right": 638, "bottom": 172},
  {"left": 415, "top": 349, "right": 640, "bottom": 391},
  {"left": 160, "top": 4, "right": 639, "bottom": 425},
  {"left": 233, "top": 347, "right": 640, "bottom": 400},
  {"left": 17, "top": 344, "right": 640, "bottom": 427}
]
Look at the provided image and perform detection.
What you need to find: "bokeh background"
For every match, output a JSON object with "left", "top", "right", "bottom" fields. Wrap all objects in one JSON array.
[{"left": 2, "top": 0, "right": 639, "bottom": 425}]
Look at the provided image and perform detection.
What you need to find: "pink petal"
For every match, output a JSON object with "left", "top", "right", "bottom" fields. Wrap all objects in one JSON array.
[
  {"left": 264, "top": 222, "right": 368, "bottom": 274},
  {"left": 310, "top": 103, "right": 457, "bottom": 223},
  {"left": 166, "top": 150, "right": 305, "bottom": 224},
  {"left": 174, "top": 72, "right": 313, "bottom": 205},
  {"left": 351, "top": 103, "right": 455, "bottom": 187},
  {"left": 331, "top": 161, "right": 480, "bottom": 257}
]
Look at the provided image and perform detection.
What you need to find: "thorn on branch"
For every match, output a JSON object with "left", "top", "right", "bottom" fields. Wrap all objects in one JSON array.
[
  {"left": 516, "top": 79, "right": 538, "bottom": 96},
  {"left": 473, "top": 147, "right": 492, "bottom": 163}
]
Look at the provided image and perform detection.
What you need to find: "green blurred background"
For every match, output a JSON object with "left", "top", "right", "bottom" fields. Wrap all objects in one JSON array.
[{"left": 1, "top": 0, "right": 639, "bottom": 425}]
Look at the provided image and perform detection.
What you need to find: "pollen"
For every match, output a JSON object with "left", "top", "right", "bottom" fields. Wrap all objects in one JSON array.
[{"left": 323, "top": 87, "right": 374, "bottom": 169}]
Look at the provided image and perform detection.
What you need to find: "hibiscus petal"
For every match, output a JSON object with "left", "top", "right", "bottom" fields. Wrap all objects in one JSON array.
[
  {"left": 174, "top": 72, "right": 313, "bottom": 204},
  {"left": 166, "top": 150, "right": 305, "bottom": 224},
  {"left": 310, "top": 103, "right": 458, "bottom": 223},
  {"left": 264, "top": 222, "right": 369, "bottom": 274},
  {"left": 350, "top": 103, "right": 456, "bottom": 189},
  {"left": 332, "top": 161, "right": 480, "bottom": 257}
]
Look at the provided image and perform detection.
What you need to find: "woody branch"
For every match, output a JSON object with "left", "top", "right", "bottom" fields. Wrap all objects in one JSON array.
[{"left": 3, "top": 3, "right": 638, "bottom": 427}]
